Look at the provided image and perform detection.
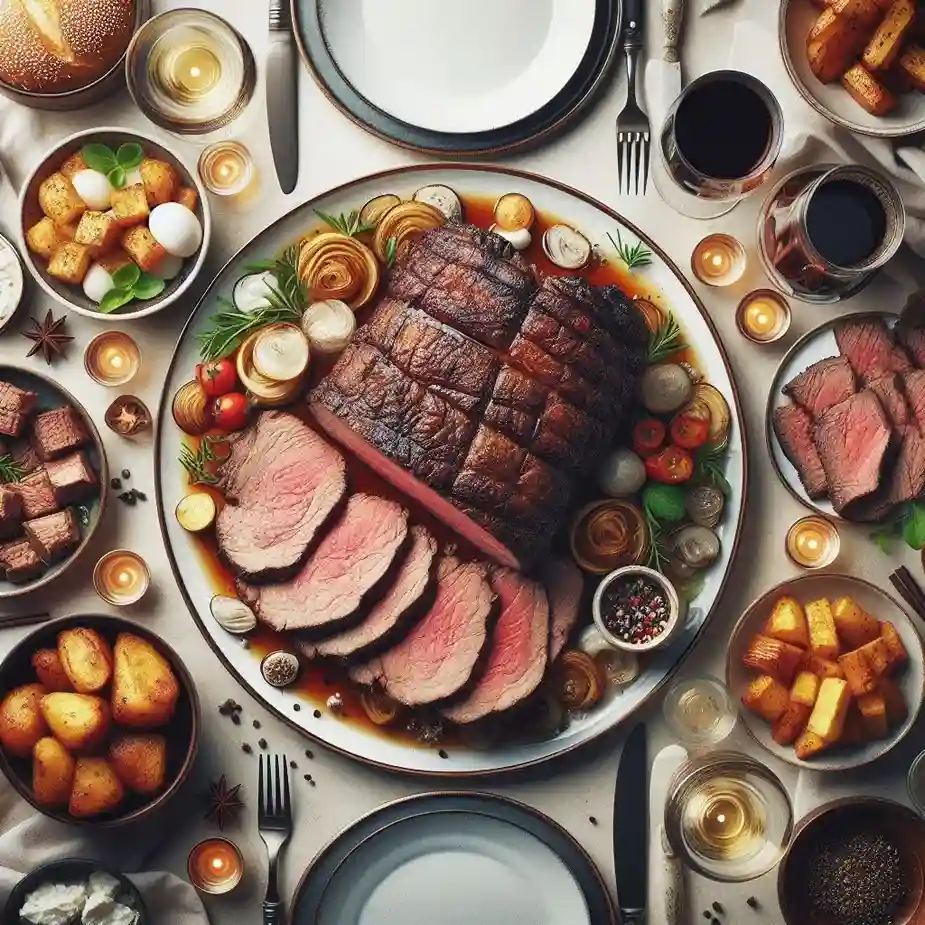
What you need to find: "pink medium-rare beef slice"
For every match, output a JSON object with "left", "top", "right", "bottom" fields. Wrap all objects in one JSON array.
[
  {"left": 888, "top": 426, "right": 925, "bottom": 505},
  {"left": 301, "top": 525, "right": 438, "bottom": 660},
  {"left": 902, "top": 370, "right": 925, "bottom": 434},
  {"left": 897, "top": 310, "right": 925, "bottom": 367},
  {"left": 782, "top": 356, "right": 856, "bottom": 418},
  {"left": 248, "top": 494, "right": 409, "bottom": 634},
  {"left": 545, "top": 557, "right": 584, "bottom": 663},
  {"left": 215, "top": 412, "right": 347, "bottom": 583},
  {"left": 835, "top": 317, "right": 912, "bottom": 382},
  {"left": 773, "top": 404, "right": 828, "bottom": 499},
  {"left": 442, "top": 568, "right": 549, "bottom": 724},
  {"left": 350, "top": 556, "right": 496, "bottom": 706},
  {"left": 867, "top": 374, "right": 911, "bottom": 428}
]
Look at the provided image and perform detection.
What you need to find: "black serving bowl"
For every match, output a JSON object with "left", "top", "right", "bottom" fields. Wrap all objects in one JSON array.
[
  {"left": 3, "top": 859, "right": 147, "bottom": 925},
  {"left": 0, "top": 614, "right": 199, "bottom": 828}
]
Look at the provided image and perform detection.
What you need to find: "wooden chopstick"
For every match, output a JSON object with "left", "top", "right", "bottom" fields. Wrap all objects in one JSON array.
[
  {"left": 889, "top": 568, "right": 925, "bottom": 624},
  {"left": 0, "top": 611, "right": 50, "bottom": 630}
]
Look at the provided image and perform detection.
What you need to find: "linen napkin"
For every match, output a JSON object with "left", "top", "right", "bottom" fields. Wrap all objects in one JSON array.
[{"left": 0, "top": 781, "right": 209, "bottom": 923}]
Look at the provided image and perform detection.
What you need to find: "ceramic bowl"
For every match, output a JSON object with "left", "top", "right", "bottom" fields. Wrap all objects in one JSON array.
[
  {"left": 591, "top": 565, "right": 681, "bottom": 653},
  {"left": 0, "top": 614, "right": 200, "bottom": 827},
  {"left": 3, "top": 859, "right": 147, "bottom": 925},
  {"left": 726, "top": 573, "right": 925, "bottom": 771},
  {"left": 778, "top": 797, "right": 925, "bottom": 925},
  {"left": 18, "top": 127, "right": 211, "bottom": 321},
  {"left": 779, "top": 0, "right": 925, "bottom": 138}
]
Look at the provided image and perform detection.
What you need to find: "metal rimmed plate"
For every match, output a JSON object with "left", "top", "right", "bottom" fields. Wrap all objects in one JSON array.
[
  {"left": 779, "top": 0, "right": 925, "bottom": 139},
  {"left": 766, "top": 311, "right": 897, "bottom": 520},
  {"left": 290, "top": 793, "right": 615, "bottom": 925},
  {"left": 293, "top": 0, "right": 621, "bottom": 154},
  {"left": 154, "top": 165, "right": 747, "bottom": 776},
  {"left": 726, "top": 573, "right": 925, "bottom": 771}
]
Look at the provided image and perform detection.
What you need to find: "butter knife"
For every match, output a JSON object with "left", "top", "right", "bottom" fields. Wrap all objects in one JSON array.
[{"left": 267, "top": 0, "right": 300, "bottom": 194}]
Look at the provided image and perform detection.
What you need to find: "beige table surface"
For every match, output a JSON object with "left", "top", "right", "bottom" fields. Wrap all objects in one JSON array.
[{"left": 2, "top": 0, "right": 925, "bottom": 922}]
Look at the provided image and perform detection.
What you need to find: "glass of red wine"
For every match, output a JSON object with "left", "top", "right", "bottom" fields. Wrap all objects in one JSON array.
[
  {"left": 652, "top": 70, "right": 783, "bottom": 220},
  {"left": 757, "top": 164, "right": 905, "bottom": 303}
]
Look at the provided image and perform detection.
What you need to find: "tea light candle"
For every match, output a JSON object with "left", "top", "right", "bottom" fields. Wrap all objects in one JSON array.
[
  {"left": 198, "top": 141, "right": 254, "bottom": 196},
  {"left": 188, "top": 838, "right": 244, "bottom": 894},
  {"left": 84, "top": 332, "right": 141, "bottom": 387},
  {"left": 786, "top": 515, "right": 840, "bottom": 569},
  {"left": 691, "top": 234, "right": 746, "bottom": 287},
  {"left": 735, "top": 289, "right": 792, "bottom": 344},
  {"left": 93, "top": 550, "right": 150, "bottom": 606}
]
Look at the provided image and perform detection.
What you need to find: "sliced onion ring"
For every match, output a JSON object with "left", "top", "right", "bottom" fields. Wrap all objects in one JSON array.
[
  {"left": 543, "top": 224, "right": 592, "bottom": 270},
  {"left": 373, "top": 201, "right": 445, "bottom": 263},
  {"left": 412, "top": 184, "right": 463, "bottom": 221},
  {"left": 555, "top": 650, "right": 604, "bottom": 710},
  {"left": 690, "top": 382, "right": 731, "bottom": 449},
  {"left": 172, "top": 380, "right": 211, "bottom": 436},
  {"left": 359, "top": 193, "right": 402, "bottom": 228},
  {"left": 298, "top": 232, "right": 380, "bottom": 310}
]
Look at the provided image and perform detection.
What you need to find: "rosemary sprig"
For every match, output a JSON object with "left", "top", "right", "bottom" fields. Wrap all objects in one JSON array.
[
  {"left": 384, "top": 236, "right": 398, "bottom": 268},
  {"left": 178, "top": 437, "right": 229, "bottom": 486},
  {"left": 315, "top": 209, "right": 375, "bottom": 238},
  {"left": 694, "top": 444, "right": 732, "bottom": 497},
  {"left": 644, "top": 511, "right": 671, "bottom": 572},
  {"left": 0, "top": 454, "right": 25, "bottom": 484},
  {"left": 647, "top": 311, "right": 687, "bottom": 363},
  {"left": 608, "top": 230, "right": 653, "bottom": 271}
]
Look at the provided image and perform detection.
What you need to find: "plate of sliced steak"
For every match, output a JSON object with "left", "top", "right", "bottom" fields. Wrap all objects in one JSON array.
[{"left": 782, "top": 356, "right": 855, "bottom": 418}]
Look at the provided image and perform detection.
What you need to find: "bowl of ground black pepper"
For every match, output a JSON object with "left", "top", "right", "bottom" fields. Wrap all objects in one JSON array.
[
  {"left": 592, "top": 566, "right": 682, "bottom": 653},
  {"left": 779, "top": 797, "right": 925, "bottom": 925}
]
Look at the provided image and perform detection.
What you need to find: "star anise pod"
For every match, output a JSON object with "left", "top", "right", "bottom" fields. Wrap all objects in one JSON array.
[
  {"left": 22, "top": 310, "right": 74, "bottom": 365},
  {"left": 203, "top": 774, "right": 244, "bottom": 830}
]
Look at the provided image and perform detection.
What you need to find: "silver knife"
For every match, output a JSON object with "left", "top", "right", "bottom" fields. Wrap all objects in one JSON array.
[
  {"left": 267, "top": 0, "right": 300, "bottom": 194},
  {"left": 660, "top": 0, "right": 684, "bottom": 109},
  {"left": 614, "top": 723, "right": 648, "bottom": 925}
]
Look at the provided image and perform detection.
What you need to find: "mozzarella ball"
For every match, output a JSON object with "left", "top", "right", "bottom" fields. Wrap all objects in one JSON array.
[
  {"left": 71, "top": 169, "right": 114, "bottom": 210},
  {"left": 148, "top": 203, "right": 203, "bottom": 258},
  {"left": 151, "top": 253, "right": 184, "bottom": 280},
  {"left": 491, "top": 224, "right": 532, "bottom": 251},
  {"left": 82, "top": 263, "right": 116, "bottom": 304}
]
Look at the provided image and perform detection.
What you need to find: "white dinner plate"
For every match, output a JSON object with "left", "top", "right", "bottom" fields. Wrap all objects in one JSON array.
[{"left": 318, "top": 0, "right": 597, "bottom": 134}]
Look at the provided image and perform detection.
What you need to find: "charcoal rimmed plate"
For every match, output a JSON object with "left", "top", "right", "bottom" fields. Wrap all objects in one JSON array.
[
  {"left": 726, "top": 573, "right": 925, "bottom": 771},
  {"left": 766, "top": 311, "right": 898, "bottom": 521},
  {"left": 154, "top": 164, "right": 747, "bottom": 776},
  {"left": 0, "top": 365, "right": 107, "bottom": 599},
  {"left": 293, "top": 0, "right": 621, "bottom": 155},
  {"left": 290, "top": 793, "right": 615, "bottom": 925}
]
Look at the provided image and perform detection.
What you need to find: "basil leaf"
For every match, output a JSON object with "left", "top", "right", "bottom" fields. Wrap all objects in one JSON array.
[
  {"left": 98, "top": 288, "right": 135, "bottom": 314},
  {"left": 642, "top": 484, "right": 686, "bottom": 523},
  {"left": 82, "top": 143, "right": 117, "bottom": 173},
  {"left": 132, "top": 273, "right": 166, "bottom": 300},
  {"left": 110, "top": 263, "right": 141, "bottom": 289},
  {"left": 107, "top": 166, "right": 126, "bottom": 190},
  {"left": 903, "top": 502, "right": 925, "bottom": 550},
  {"left": 116, "top": 142, "right": 143, "bottom": 170}
]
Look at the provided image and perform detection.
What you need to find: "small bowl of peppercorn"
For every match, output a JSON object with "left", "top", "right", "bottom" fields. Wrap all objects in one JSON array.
[
  {"left": 592, "top": 566, "right": 682, "bottom": 653},
  {"left": 779, "top": 797, "right": 925, "bottom": 925}
]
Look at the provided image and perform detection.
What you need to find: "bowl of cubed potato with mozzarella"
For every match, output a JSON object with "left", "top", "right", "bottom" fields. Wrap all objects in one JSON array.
[
  {"left": 18, "top": 127, "right": 211, "bottom": 320},
  {"left": 0, "top": 614, "right": 199, "bottom": 826},
  {"left": 726, "top": 574, "right": 924, "bottom": 770},
  {"left": 780, "top": 0, "right": 925, "bottom": 136}
]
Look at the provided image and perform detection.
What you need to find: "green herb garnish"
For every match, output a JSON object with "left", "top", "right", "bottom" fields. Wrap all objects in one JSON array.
[
  {"left": 315, "top": 209, "right": 375, "bottom": 238},
  {"left": 694, "top": 444, "right": 732, "bottom": 497},
  {"left": 385, "top": 235, "right": 398, "bottom": 268},
  {"left": 647, "top": 311, "right": 687, "bottom": 363},
  {"left": 642, "top": 483, "right": 686, "bottom": 523},
  {"left": 608, "top": 230, "right": 653, "bottom": 271},
  {"left": 0, "top": 454, "right": 26, "bottom": 484},
  {"left": 98, "top": 263, "right": 166, "bottom": 314},
  {"left": 871, "top": 501, "right": 925, "bottom": 552},
  {"left": 81, "top": 142, "right": 144, "bottom": 190},
  {"left": 178, "top": 437, "right": 229, "bottom": 486},
  {"left": 644, "top": 511, "right": 671, "bottom": 572}
]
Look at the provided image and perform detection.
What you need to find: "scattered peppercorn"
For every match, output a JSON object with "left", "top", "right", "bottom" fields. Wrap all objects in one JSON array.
[
  {"left": 313, "top": 709, "right": 321, "bottom": 719},
  {"left": 712, "top": 902, "right": 724, "bottom": 915},
  {"left": 230, "top": 713, "right": 240, "bottom": 725},
  {"left": 309, "top": 779, "right": 315, "bottom": 786},
  {"left": 438, "top": 749, "right": 448, "bottom": 759},
  {"left": 118, "top": 491, "right": 136, "bottom": 506},
  {"left": 258, "top": 738, "right": 267, "bottom": 750},
  {"left": 252, "top": 720, "right": 261, "bottom": 729},
  {"left": 289, "top": 760, "right": 297, "bottom": 769},
  {"left": 135, "top": 490, "right": 147, "bottom": 501},
  {"left": 304, "top": 774, "right": 312, "bottom": 782},
  {"left": 110, "top": 478, "right": 121, "bottom": 490},
  {"left": 746, "top": 897, "right": 759, "bottom": 909},
  {"left": 241, "top": 743, "right": 252, "bottom": 754},
  {"left": 121, "top": 468, "right": 130, "bottom": 479},
  {"left": 702, "top": 914, "right": 712, "bottom": 921},
  {"left": 711, "top": 919, "right": 721, "bottom": 925},
  {"left": 293, "top": 703, "right": 301, "bottom": 712},
  {"left": 588, "top": 816, "right": 598, "bottom": 826},
  {"left": 305, "top": 749, "right": 314, "bottom": 759},
  {"left": 218, "top": 699, "right": 242, "bottom": 716}
]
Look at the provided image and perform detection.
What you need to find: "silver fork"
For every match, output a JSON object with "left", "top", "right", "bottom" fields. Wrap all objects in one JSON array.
[
  {"left": 616, "top": 0, "right": 650, "bottom": 195},
  {"left": 258, "top": 753, "right": 292, "bottom": 925}
]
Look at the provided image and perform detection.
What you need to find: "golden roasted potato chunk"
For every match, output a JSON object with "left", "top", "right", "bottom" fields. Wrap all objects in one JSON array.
[
  {"left": 857, "top": 691, "right": 889, "bottom": 738},
  {"left": 174, "top": 186, "right": 198, "bottom": 212},
  {"left": 121, "top": 225, "right": 167, "bottom": 273},
  {"left": 855, "top": 635, "right": 893, "bottom": 675},
  {"left": 806, "top": 599, "right": 840, "bottom": 660},
  {"left": 831, "top": 597, "right": 881, "bottom": 649},
  {"left": 839, "top": 647, "right": 877, "bottom": 696},
  {"left": 59, "top": 152, "right": 89, "bottom": 180},
  {"left": 47, "top": 242, "right": 92, "bottom": 285},
  {"left": 801, "top": 653, "right": 846, "bottom": 680},
  {"left": 898, "top": 43, "right": 925, "bottom": 90},
  {"left": 31, "top": 648, "right": 72, "bottom": 692},
  {"left": 742, "top": 675, "right": 790, "bottom": 722},
  {"left": 878, "top": 677, "right": 908, "bottom": 726},
  {"left": 0, "top": 683, "right": 48, "bottom": 757},
  {"left": 810, "top": 7, "right": 842, "bottom": 43},
  {"left": 58, "top": 627, "right": 113, "bottom": 693},
  {"left": 112, "top": 633, "right": 180, "bottom": 729},
  {"left": 73, "top": 211, "right": 120, "bottom": 258},
  {"left": 764, "top": 596, "right": 810, "bottom": 648},
  {"left": 97, "top": 248, "right": 134, "bottom": 276},
  {"left": 25, "top": 217, "right": 66, "bottom": 261},
  {"left": 139, "top": 158, "right": 180, "bottom": 206},
  {"left": 742, "top": 634, "right": 803, "bottom": 685},
  {"left": 795, "top": 731, "right": 829, "bottom": 760},
  {"left": 32, "top": 736, "right": 76, "bottom": 807},
  {"left": 40, "top": 692, "right": 111, "bottom": 752},
  {"left": 841, "top": 703, "right": 868, "bottom": 745},
  {"left": 880, "top": 621, "right": 908, "bottom": 669},
  {"left": 110, "top": 184, "right": 150, "bottom": 227},
  {"left": 38, "top": 172, "right": 87, "bottom": 226},
  {"left": 863, "top": 0, "right": 916, "bottom": 70},
  {"left": 772, "top": 702, "right": 811, "bottom": 745},
  {"left": 790, "top": 670, "right": 821, "bottom": 708},
  {"left": 806, "top": 677, "right": 851, "bottom": 743},
  {"left": 69, "top": 757, "right": 124, "bottom": 818},
  {"left": 109, "top": 733, "right": 167, "bottom": 794},
  {"left": 831, "top": 0, "right": 884, "bottom": 26}
]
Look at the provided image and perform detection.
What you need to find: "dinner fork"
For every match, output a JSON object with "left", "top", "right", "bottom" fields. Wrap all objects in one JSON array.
[
  {"left": 258, "top": 753, "right": 292, "bottom": 925},
  {"left": 616, "top": 0, "right": 650, "bottom": 195}
]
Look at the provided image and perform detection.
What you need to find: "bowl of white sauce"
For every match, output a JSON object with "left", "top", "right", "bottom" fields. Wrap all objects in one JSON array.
[{"left": 0, "top": 231, "right": 24, "bottom": 334}]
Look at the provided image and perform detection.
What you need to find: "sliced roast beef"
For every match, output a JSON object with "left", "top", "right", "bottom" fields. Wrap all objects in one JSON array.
[
  {"left": 773, "top": 405, "right": 828, "bottom": 499},
  {"left": 215, "top": 412, "right": 347, "bottom": 583},
  {"left": 783, "top": 357, "right": 856, "bottom": 418},
  {"left": 351, "top": 556, "right": 496, "bottom": 706},
  {"left": 897, "top": 316, "right": 925, "bottom": 367},
  {"left": 888, "top": 426, "right": 925, "bottom": 504},
  {"left": 867, "top": 375, "right": 910, "bottom": 428},
  {"left": 545, "top": 557, "right": 584, "bottom": 662},
  {"left": 814, "top": 391, "right": 892, "bottom": 516},
  {"left": 835, "top": 318, "right": 912, "bottom": 382},
  {"left": 246, "top": 494, "right": 408, "bottom": 634},
  {"left": 301, "top": 526, "right": 437, "bottom": 660},
  {"left": 442, "top": 568, "right": 549, "bottom": 724},
  {"left": 903, "top": 370, "right": 925, "bottom": 434}
]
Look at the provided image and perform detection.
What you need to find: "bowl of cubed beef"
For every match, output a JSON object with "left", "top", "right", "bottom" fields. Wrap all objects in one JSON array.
[
  {"left": 0, "top": 365, "right": 107, "bottom": 598},
  {"left": 18, "top": 127, "right": 211, "bottom": 321}
]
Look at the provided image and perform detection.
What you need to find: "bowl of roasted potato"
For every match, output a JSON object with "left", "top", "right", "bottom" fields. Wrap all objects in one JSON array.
[
  {"left": 780, "top": 0, "right": 925, "bottom": 136},
  {"left": 0, "top": 614, "right": 199, "bottom": 826},
  {"left": 18, "top": 127, "right": 210, "bottom": 321},
  {"left": 726, "top": 574, "right": 924, "bottom": 770}
]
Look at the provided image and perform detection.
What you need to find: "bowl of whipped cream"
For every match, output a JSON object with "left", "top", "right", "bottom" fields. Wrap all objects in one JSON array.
[{"left": 3, "top": 860, "right": 145, "bottom": 925}]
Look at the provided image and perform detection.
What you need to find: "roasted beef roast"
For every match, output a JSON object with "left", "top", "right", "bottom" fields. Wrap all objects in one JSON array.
[{"left": 545, "top": 557, "right": 584, "bottom": 663}]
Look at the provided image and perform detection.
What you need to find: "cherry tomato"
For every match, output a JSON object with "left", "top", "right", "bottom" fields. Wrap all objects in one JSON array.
[
  {"left": 197, "top": 358, "right": 238, "bottom": 398},
  {"left": 645, "top": 446, "right": 694, "bottom": 484},
  {"left": 669, "top": 412, "right": 710, "bottom": 450},
  {"left": 632, "top": 418, "right": 666, "bottom": 457},
  {"left": 212, "top": 392, "right": 249, "bottom": 432}
]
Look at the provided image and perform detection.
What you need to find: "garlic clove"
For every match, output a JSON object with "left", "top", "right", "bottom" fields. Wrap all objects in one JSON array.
[{"left": 210, "top": 595, "right": 257, "bottom": 634}]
